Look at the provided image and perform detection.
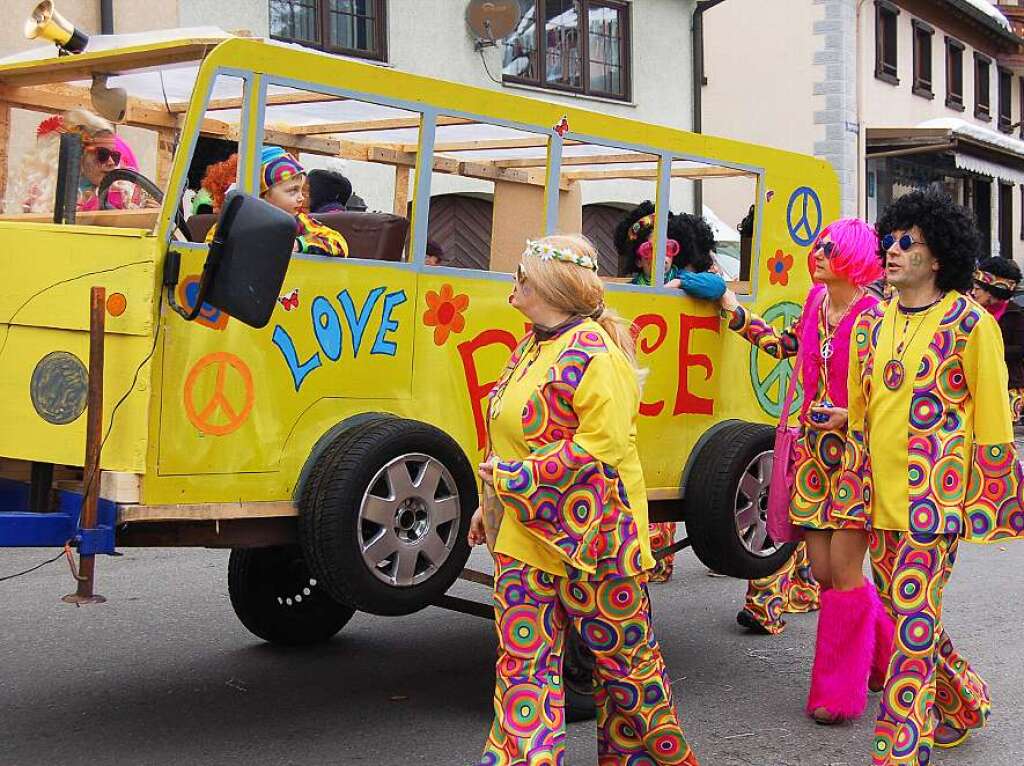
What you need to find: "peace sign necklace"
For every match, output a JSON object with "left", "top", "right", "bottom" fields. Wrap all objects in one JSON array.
[
  {"left": 819, "top": 289, "right": 863, "bottom": 361},
  {"left": 882, "top": 296, "right": 944, "bottom": 390}
]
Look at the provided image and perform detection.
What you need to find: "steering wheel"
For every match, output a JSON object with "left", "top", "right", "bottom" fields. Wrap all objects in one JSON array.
[
  {"left": 97, "top": 167, "right": 192, "bottom": 241},
  {"left": 97, "top": 167, "right": 164, "bottom": 209}
]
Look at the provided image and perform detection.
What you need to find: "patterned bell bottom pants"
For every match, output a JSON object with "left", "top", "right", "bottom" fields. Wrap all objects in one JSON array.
[
  {"left": 476, "top": 554, "right": 700, "bottom": 766},
  {"left": 741, "top": 541, "right": 820, "bottom": 634},
  {"left": 869, "top": 531, "right": 991, "bottom": 766}
]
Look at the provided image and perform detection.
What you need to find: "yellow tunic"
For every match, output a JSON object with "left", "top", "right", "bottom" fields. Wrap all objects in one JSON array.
[
  {"left": 840, "top": 293, "right": 1024, "bottom": 539},
  {"left": 487, "top": 320, "right": 655, "bottom": 578}
]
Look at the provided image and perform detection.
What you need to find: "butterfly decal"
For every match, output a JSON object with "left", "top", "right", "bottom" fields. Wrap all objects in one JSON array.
[
  {"left": 553, "top": 116, "right": 570, "bottom": 137},
  {"left": 278, "top": 288, "right": 300, "bottom": 312}
]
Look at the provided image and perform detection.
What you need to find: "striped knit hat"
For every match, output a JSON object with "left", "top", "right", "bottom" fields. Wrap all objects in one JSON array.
[{"left": 261, "top": 146, "right": 304, "bottom": 195}]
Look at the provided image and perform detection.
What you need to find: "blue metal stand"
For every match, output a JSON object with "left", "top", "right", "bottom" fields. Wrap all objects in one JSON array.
[{"left": 0, "top": 478, "right": 117, "bottom": 554}]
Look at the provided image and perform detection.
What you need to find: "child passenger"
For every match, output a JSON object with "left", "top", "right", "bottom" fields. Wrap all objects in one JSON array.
[{"left": 207, "top": 147, "right": 349, "bottom": 257}]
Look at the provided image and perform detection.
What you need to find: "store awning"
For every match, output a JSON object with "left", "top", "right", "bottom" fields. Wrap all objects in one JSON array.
[{"left": 867, "top": 118, "right": 1024, "bottom": 185}]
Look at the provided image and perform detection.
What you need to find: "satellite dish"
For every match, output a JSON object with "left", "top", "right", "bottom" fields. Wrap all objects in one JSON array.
[{"left": 466, "top": 0, "right": 522, "bottom": 44}]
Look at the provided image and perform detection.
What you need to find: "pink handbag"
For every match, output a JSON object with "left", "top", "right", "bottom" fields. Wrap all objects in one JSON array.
[{"left": 766, "top": 341, "right": 806, "bottom": 544}]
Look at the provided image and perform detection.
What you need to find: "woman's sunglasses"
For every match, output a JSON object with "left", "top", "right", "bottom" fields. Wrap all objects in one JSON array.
[
  {"left": 812, "top": 240, "right": 837, "bottom": 258},
  {"left": 881, "top": 233, "right": 925, "bottom": 252},
  {"left": 515, "top": 264, "right": 527, "bottom": 285},
  {"left": 88, "top": 146, "right": 122, "bottom": 166}
]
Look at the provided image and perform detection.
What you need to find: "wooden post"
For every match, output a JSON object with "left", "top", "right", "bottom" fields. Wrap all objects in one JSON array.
[
  {"left": 155, "top": 128, "right": 176, "bottom": 190},
  {"left": 394, "top": 166, "right": 412, "bottom": 259},
  {"left": 63, "top": 286, "right": 107, "bottom": 605},
  {"left": 0, "top": 103, "right": 10, "bottom": 207}
]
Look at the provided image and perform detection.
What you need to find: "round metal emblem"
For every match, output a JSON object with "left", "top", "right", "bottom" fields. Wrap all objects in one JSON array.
[{"left": 30, "top": 351, "right": 88, "bottom": 425}]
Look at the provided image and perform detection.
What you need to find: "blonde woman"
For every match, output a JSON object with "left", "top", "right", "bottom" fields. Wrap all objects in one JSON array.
[
  {"left": 469, "top": 235, "right": 699, "bottom": 766},
  {"left": 6, "top": 109, "right": 141, "bottom": 215}
]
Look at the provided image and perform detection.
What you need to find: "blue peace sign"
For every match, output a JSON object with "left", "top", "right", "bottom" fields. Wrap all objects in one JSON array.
[{"left": 787, "top": 186, "right": 822, "bottom": 247}]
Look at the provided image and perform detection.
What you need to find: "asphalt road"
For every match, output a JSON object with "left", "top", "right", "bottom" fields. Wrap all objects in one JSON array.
[{"left": 1, "top": 539, "right": 1021, "bottom": 766}]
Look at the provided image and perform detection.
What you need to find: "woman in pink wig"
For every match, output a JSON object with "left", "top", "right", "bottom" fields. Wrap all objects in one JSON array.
[{"left": 720, "top": 218, "right": 894, "bottom": 724}]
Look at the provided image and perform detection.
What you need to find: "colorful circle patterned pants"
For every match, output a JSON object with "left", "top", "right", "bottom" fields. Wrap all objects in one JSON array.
[
  {"left": 741, "top": 541, "right": 820, "bottom": 634},
  {"left": 477, "top": 554, "right": 700, "bottom": 766},
  {"left": 868, "top": 531, "right": 990, "bottom": 766}
]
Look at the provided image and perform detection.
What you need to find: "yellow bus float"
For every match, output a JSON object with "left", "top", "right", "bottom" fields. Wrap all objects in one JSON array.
[{"left": 0, "top": 24, "right": 837, "bottom": 656}]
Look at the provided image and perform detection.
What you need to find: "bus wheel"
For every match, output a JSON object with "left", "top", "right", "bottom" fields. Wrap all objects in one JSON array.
[
  {"left": 299, "top": 417, "right": 476, "bottom": 616},
  {"left": 228, "top": 546, "right": 355, "bottom": 646},
  {"left": 682, "top": 421, "right": 796, "bottom": 579}
]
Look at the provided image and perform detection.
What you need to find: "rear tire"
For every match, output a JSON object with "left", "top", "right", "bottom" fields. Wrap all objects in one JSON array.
[
  {"left": 228, "top": 545, "right": 355, "bottom": 646},
  {"left": 564, "top": 625, "right": 597, "bottom": 722},
  {"left": 299, "top": 417, "right": 476, "bottom": 616},
  {"left": 683, "top": 420, "right": 795, "bottom": 579}
]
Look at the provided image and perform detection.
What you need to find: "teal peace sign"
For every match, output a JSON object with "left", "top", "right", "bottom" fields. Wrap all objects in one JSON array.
[{"left": 749, "top": 301, "right": 804, "bottom": 418}]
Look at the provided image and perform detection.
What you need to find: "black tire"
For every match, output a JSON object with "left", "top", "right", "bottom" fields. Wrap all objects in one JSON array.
[
  {"left": 227, "top": 545, "right": 355, "bottom": 646},
  {"left": 298, "top": 417, "right": 476, "bottom": 616},
  {"left": 682, "top": 420, "right": 796, "bottom": 579},
  {"left": 564, "top": 625, "right": 597, "bottom": 723}
]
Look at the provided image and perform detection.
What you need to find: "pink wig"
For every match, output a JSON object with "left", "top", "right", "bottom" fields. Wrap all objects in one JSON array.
[
  {"left": 806, "top": 217, "right": 882, "bottom": 287},
  {"left": 113, "top": 135, "right": 139, "bottom": 171}
]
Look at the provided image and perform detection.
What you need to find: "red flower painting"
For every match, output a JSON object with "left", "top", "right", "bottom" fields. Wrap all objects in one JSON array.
[
  {"left": 423, "top": 284, "right": 469, "bottom": 345},
  {"left": 767, "top": 249, "right": 794, "bottom": 286}
]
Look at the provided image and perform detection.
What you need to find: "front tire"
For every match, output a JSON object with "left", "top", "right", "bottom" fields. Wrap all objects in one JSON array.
[
  {"left": 228, "top": 546, "right": 355, "bottom": 646},
  {"left": 299, "top": 417, "right": 476, "bottom": 616},
  {"left": 682, "top": 421, "right": 795, "bottom": 578}
]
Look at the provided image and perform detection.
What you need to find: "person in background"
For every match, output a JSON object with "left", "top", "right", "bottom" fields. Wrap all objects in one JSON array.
[
  {"left": 425, "top": 238, "right": 446, "bottom": 267},
  {"left": 196, "top": 153, "right": 239, "bottom": 215},
  {"left": 470, "top": 235, "right": 700, "bottom": 766},
  {"left": 839, "top": 189, "right": 1024, "bottom": 760},
  {"left": 206, "top": 147, "right": 349, "bottom": 257},
  {"left": 971, "top": 256, "right": 1024, "bottom": 422},
  {"left": 307, "top": 167, "right": 353, "bottom": 214},
  {"left": 721, "top": 217, "right": 891, "bottom": 725}
]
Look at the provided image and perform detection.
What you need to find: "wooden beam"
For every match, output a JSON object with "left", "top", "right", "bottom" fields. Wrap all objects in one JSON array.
[
  {"left": 403, "top": 136, "right": 575, "bottom": 153},
  {"left": 368, "top": 146, "right": 460, "bottom": 174},
  {"left": 494, "top": 151, "right": 660, "bottom": 169},
  {"left": 168, "top": 90, "right": 342, "bottom": 114},
  {"left": 561, "top": 166, "right": 752, "bottom": 181},
  {"left": 118, "top": 500, "right": 297, "bottom": 523},
  {"left": 293, "top": 114, "right": 476, "bottom": 136},
  {"left": 0, "top": 45, "right": 214, "bottom": 89}
]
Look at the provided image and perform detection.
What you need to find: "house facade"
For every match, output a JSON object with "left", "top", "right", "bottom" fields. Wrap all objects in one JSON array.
[{"left": 704, "top": 0, "right": 1024, "bottom": 262}]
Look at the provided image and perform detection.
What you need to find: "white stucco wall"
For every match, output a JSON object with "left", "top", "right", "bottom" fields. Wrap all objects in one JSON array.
[{"left": 701, "top": 0, "right": 824, "bottom": 228}]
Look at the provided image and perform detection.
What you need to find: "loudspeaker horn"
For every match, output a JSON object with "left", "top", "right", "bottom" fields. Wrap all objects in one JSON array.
[{"left": 24, "top": 1, "right": 89, "bottom": 55}]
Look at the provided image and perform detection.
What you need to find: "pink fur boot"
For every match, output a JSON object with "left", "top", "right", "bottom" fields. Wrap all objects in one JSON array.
[
  {"left": 869, "top": 588, "right": 896, "bottom": 693},
  {"left": 806, "top": 578, "right": 876, "bottom": 722}
]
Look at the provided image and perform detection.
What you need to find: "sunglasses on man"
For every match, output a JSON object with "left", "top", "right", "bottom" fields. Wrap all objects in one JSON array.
[
  {"left": 87, "top": 146, "right": 122, "bottom": 166},
  {"left": 881, "top": 233, "right": 925, "bottom": 252}
]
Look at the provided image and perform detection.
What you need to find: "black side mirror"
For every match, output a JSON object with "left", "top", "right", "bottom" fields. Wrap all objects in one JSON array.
[{"left": 167, "top": 192, "right": 295, "bottom": 328}]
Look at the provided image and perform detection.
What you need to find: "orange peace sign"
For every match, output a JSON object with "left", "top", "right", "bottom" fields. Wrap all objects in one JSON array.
[{"left": 183, "top": 352, "right": 255, "bottom": 435}]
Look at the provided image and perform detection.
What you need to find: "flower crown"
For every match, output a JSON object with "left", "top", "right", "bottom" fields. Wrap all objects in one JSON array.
[{"left": 524, "top": 240, "right": 599, "bottom": 271}]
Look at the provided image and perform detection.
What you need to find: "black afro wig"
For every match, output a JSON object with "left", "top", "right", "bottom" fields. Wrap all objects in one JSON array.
[
  {"left": 672, "top": 212, "right": 716, "bottom": 273},
  {"left": 613, "top": 200, "right": 702, "bottom": 275},
  {"left": 977, "top": 256, "right": 1022, "bottom": 299},
  {"left": 875, "top": 189, "right": 980, "bottom": 293}
]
